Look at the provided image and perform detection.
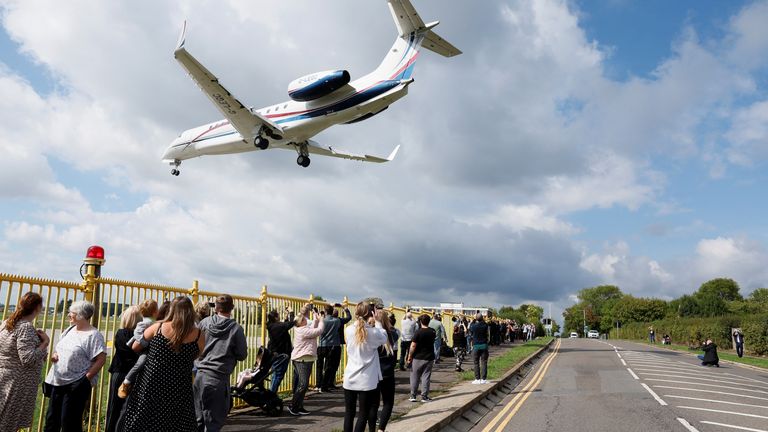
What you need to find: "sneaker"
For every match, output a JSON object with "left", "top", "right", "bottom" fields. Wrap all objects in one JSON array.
[
  {"left": 118, "top": 382, "right": 132, "bottom": 399},
  {"left": 408, "top": 395, "right": 418, "bottom": 402},
  {"left": 287, "top": 406, "right": 301, "bottom": 416},
  {"left": 471, "top": 379, "right": 481, "bottom": 384},
  {"left": 455, "top": 367, "right": 463, "bottom": 372},
  {"left": 480, "top": 379, "right": 489, "bottom": 384},
  {"left": 298, "top": 409, "right": 310, "bottom": 415},
  {"left": 421, "top": 396, "right": 433, "bottom": 402}
]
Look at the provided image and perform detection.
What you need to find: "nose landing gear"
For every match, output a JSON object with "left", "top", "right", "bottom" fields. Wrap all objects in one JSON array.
[{"left": 169, "top": 160, "right": 181, "bottom": 176}]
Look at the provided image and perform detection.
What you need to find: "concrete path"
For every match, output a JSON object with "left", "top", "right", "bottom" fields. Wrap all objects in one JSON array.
[{"left": 222, "top": 342, "right": 520, "bottom": 431}]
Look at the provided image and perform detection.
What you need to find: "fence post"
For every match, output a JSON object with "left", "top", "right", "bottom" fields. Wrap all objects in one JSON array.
[
  {"left": 190, "top": 280, "right": 199, "bottom": 304},
  {"left": 260, "top": 285, "right": 268, "bottom": 347}
]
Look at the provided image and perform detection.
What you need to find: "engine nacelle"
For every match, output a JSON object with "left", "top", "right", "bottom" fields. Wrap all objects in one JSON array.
[{"left": 288, "top": 70, "right": 351, "bottom": 102}]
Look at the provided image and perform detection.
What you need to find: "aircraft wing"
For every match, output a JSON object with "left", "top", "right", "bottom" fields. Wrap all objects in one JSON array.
[
  {"left": 173, "top": 22, "right": 283, "bottom": 143},
  {"left": 306, "top": 140, "right": 400, "bottom": 163}
]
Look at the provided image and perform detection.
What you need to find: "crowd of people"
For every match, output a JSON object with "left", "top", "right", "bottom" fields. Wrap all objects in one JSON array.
[{"left": 0, "top": 292, "right": 537, "bottom": 432}]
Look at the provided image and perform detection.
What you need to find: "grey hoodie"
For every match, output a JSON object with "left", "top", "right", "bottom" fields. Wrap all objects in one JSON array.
[{"left": 196, "top": 314, "right": 248, "bottom": 376}]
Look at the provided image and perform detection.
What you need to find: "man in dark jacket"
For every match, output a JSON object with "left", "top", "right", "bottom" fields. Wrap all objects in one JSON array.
[
  {"left": 733, "top": 330, "right": 745, "bottom": 358},
  {"left": 266, "top": 306, "right": 295, "bottom": 394},
  {"left": 698, "top": 339, "right": 720, "bottom": 367},
  {"left": 316, "top": 304, "right": 351, "bottom": 392},
  {"left": 195, "top": 295, "right": 248, "bottom": 432}
]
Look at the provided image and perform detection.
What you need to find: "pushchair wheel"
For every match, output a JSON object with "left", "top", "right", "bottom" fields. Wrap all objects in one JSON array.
[{"left": 266, "top": 399, "right": 283, "bottom": 417}]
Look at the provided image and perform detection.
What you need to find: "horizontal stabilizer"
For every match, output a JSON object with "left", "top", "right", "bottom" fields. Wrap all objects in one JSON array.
[
  {"left": 306, "top": 141, "right": 400, "bottom": 163},
  {"left": 423, "top": 29, "right": 462, "bottom": 57}
]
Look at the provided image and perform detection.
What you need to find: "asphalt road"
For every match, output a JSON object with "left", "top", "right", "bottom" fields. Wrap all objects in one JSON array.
[{"left": 472, "top": 338, "right": 768, "bottom": 432}]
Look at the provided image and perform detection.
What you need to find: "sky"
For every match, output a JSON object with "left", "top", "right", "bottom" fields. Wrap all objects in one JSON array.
[{"left": 1, "top": 0, "right": 767, "bottom": 322}]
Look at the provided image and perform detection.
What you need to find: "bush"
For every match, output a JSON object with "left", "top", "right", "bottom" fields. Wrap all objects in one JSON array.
[{"left": 610, "top": 315, "right": 768, "bottom": 356}]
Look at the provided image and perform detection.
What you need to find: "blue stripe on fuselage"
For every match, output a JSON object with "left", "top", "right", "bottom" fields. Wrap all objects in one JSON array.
[{"left": 275, "top": 80, "right": 402, "bottom": 125}]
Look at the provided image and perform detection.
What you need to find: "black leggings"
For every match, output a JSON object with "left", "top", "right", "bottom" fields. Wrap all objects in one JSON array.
[
  {"left": 368, "top": 376, "right": 395, "bottom": 431},
  {"left": 344, "top": 388, "right": 379, "bottom": 432},
  {"left": 44, "top": 376, "right": 92, "bottom": 432}
]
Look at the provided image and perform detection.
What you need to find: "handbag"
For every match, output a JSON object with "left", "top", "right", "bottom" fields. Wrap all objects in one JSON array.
[{"left": 41, "top": 325, "right": 75, "bottom": 398}]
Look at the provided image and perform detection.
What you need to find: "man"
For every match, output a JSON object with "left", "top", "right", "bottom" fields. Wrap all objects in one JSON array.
[
  {"left": 399, "top": 311, "right": 418, "bottom": 371},
  {"left": 267, "top": 306, "right": 295, "bottom": 394},
  {"left": 194, "top": 295, "right": 248, "bottom": 432},
  {"left": 469, "top": 312, "right": 490, "bottom": 384},
  {"left": 316, "top": 304, "right": 351, "bottom": 392},
  {"left": 407, "top": 314, "right": 436, "bottom": 402},
  {"left": 648, "top": 326, "right": 655, "bottom": 344},
  {"left": 733, "top": 329, "right": 745, "bottom": 358},
  {"left": 428, "top": 313, "right": 447, "bottom": 363}
]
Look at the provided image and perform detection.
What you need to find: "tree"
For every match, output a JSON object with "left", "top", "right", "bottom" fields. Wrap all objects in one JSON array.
[
  {"left": 748, "top": 288, "right": 768, "bottom": 303},
  {"left": 675, "top": 295, "right": 701, "bottom": 317},
  {"left": 519, "top": 304, "right": 544, "bottom": 322},
  {"left": 361, "top": 297, "right": 384, "bottom": 308},
  {"left": 578, "top": 285, "right": 623, "bottom": 314},
  {"left": 697, "top": 278, "right": 743, "bottom": 301}
]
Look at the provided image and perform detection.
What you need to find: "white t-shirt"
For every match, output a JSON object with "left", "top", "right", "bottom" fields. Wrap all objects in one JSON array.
[{"left": 45, "top": 327, "right": 106, "bottom": 386}]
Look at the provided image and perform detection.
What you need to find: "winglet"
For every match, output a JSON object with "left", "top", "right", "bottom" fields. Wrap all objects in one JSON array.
[
  {"left": 365, "top": 145, "right": 400, "bottom": 163},
  {"left": 175, "top": 20, "right": 187, "bottom": 51},
  {"left": 386, "top": 144, "right": 401, "bottom": 161}
]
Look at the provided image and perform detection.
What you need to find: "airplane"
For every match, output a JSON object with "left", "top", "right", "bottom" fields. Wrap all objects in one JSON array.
[{"left": 162, "top": 0, "right": 461, "bottom": 175}]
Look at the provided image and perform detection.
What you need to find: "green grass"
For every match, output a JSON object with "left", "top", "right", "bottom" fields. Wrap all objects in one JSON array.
[
  {"left": 627, "top": 340, "right": 768, "bottom": 369},
  {"left": 460, "top": 337, "right": 553, "bottom": 381}
]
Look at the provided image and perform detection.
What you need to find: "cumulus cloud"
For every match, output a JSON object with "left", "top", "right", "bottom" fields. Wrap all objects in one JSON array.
[{"left": 0, "top": 0, "right": 767, "bottom": 314}]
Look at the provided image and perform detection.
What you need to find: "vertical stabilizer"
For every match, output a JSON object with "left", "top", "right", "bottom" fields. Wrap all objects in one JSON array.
[{"left": 387, "top": 0, "right": 461, "bottom": 57}]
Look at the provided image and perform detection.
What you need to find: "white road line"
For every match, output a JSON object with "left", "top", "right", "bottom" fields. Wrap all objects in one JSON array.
[
  {"left": 676, "top": 418, "right": 700, "bottom": 432},
  {"left": 616, "top": 352, "right": 622, "bottom": 359},
  {"left": 638, "top": 373, "right": 768, "bottom": 390},
  {"left": 665, "top": 395, "right": 768, "bottom": 410},
  {"left": 621, "top": 358, "right": 627, "bottom": 366},
  {"left": 653, "top": 386, "right": 768, "bottom": 402},
  {"left": 724, "top": 373, "right": 768, "bottom": 386},
  {"left": 641, "top": 383, "right": 667, "bottom": 405},
  {"left": 677, "top": 406, "right": 768, "bottom": 420},
  {"left": 632, "top": 367, "right": 757, "bottom": 382},
  {"left": 644, "top": 379, "right": 768, "bottom": 395},
  {"left": 700, "top": 421, "right": 768, "bottom": 432},
  {"left": 627, "top": 368, "right": 639, "bottom": 380}
]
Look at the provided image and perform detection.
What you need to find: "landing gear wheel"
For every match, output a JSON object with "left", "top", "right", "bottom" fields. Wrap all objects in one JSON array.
[
  {"left": 296, "top": 155, "right": 310, "bottom": 167},
  {"left": 171, "top": 169, "right": 180, "bottom": 176},
  {"left": 254, "top": 136, "right": 269, "bottom": 150}
]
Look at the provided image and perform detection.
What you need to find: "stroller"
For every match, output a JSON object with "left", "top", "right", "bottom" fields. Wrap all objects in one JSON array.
[{"left": 230, "top": 346, "right": 286, "bottom": 416}]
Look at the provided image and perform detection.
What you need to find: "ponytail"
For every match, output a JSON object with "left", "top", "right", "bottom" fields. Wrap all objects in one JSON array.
[{"left": 354, "top": 303, "right": 372, "bottom": 344}]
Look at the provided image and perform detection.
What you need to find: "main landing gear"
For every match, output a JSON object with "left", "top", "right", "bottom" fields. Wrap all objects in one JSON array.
[
  {"left": 254, "top": 136, "right": 269, "bottom": 150},
  {"left": 295, "top": 142, "right": 310, "bottom": 167},
  {"left": 170, "top": 160, "right": 181, "bottom": 176},
  {"left": 254, "top": 127, "right": 283, "bottom": 150}
]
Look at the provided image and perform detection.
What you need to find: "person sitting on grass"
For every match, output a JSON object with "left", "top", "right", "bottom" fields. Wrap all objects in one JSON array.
[{"left": 697, "top": 339, "right": 719, "bottom": 367}]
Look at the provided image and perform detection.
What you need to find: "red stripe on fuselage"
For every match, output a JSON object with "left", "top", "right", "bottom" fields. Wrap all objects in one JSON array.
[{"left": 191, "top": 121, "right": 231, "bottom": 142}]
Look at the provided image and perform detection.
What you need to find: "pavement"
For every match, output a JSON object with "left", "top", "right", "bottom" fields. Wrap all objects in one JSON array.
[
  {"left": 472, "top": 338, "right": 768, "bottom": 432},
  {"left": 222, "top": 342, "right": 522, "bottom": 432}
]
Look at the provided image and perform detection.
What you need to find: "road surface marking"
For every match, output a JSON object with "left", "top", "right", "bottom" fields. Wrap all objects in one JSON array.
[
  {"left": 481, "top": 339, "right": 561, "bottom": 432},
  {"left": 639, "top": 373, "right": 767, "bottom": 389},
  {"left": 644, "top": 379, "right": 768, "bottom": 395},
  {"left": 677, "top": 406, "right": 768, "bottom": 419},
  {"left": 633, "top": 368, "right": 759, "bottom": 383},
  {"left": 616, "top": 352, "right": 622, "bottom": 359},
  {"left": 620, "top": 358, "right": 627, "bottom": 366},
  {"left": 676, "top": 418, "right": 700, "bottom": 432},
  {"left": 641, "top": 383, "right": 667, "bottom": 405},
  {"left": 652, "top": 386, "right": 768, "bottom": 402},
  {"left": 700, "top": 421, "right": 768, "bottom": 432},
  {"left": 627, "top": 368, "right": 639, "bottom": 380},
  {"left": 665, "top": 395, "right": 768, "bottom": 410},
  {"left": 724, "top": 373, "right": 768, "bottom": 386}
]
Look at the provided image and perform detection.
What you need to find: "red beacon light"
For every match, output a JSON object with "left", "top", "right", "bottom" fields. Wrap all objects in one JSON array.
[{"left": 84, "top": 245, "right": 106, "bottom": 266}]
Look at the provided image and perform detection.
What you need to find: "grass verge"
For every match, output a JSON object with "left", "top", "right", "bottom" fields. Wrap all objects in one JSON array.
[
  {"left": 628, "top": 340, "right": 768, "bottom": 369},
  {"left": 460, "top": 337, "right": 553, "bottom": 381}
]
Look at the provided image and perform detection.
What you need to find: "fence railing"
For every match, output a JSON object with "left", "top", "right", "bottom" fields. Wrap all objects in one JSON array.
[{"left": 0, "top": 272, "right": 457, "bottom": 432}]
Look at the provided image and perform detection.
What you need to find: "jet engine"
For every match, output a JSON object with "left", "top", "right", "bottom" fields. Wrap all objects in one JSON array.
[{"left": 288, "top": 70, "right": 350, "bottom": 102}]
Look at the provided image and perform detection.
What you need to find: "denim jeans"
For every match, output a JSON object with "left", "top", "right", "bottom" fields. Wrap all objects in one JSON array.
[{"left": 269, "top": 355, "right": 289, "bottom": 394}]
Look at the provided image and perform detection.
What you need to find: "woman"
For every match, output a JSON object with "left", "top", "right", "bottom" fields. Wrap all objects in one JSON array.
[
  {"left": 453, "top": 320, "right": 467, "bottom": 372},
  {"left": 343, "top": 303, "right": 387, "bottom": 432},
  {"left": 288, "top": 304, "right": 325, "bottom": 416},
  {"left": 369, "top": 310, "right": 397, "bottom": 432},
  {"left": 120, "top": 296, "right": 205, "bottom": 432},
  {"left": 105, "top": 306, "right": 142, "bottom": 432},
  {"left": 0, "top": 292, "right": 50, "bottom": 431},
  {"left": 44, "top": 300, "right": 107, "bottom": 432}
]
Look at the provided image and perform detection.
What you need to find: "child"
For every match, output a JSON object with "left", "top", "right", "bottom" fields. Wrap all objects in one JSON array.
[
  {"left": 118, "top": 299, "right": 160, "bottom": 398},
  {"left": 233, "top": 348, "right": 266, "bottom": 393}
]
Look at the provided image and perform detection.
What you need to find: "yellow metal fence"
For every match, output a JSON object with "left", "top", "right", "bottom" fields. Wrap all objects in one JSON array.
[{"left": 0, "top": 273, "right": 458, "bottom": 432}]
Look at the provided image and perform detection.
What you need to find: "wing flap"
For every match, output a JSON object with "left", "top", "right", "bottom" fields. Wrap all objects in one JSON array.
[{"left": 306, "top": 141, "right": 400, "bottom": 163}]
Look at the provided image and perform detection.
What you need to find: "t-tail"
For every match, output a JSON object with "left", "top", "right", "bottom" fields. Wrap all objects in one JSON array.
[{"left": 375, "top": 0, "right": 461, "bottom": 80}]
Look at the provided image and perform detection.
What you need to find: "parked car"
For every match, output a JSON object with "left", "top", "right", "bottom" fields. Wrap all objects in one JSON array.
[
  {"left": 569, "top": 332, "right": 579, "bottom": 338},
  {"left": 554, "top": 331, "right": 561, "bottom": 338},
  {"left": 587, "top": 330, "right": 600, "bottom": 339}
]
